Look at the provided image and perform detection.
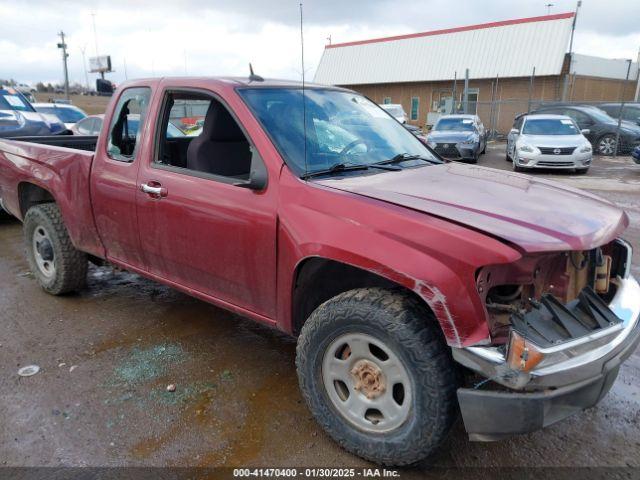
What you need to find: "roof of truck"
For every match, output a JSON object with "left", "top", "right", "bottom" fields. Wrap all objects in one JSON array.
[{"left": 118, "top": 76, "right": 341, "bottom": 90}]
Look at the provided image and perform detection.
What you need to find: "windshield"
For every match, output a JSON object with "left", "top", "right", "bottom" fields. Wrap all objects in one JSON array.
[
  {"left": 0, "top": 89, "right": 34, "bottom": 112},
  {"left": 433, "top": 118, "right": 475, "bottom": 132},
  {"left": 522, "top": 118, "right": 580, "bottom": 135},
  {"left": 36, "top": 106, "right": 86, "bottom": 123},
  {"left": 239, "top": 88, "right": 437, "bottom": 175}
]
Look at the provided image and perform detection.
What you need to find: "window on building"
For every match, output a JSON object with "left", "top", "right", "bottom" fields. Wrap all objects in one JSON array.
[
  {"left": 382, "top": 97, "right": 391, "bottom": 104},
  {"left": 410, "top": 97, "right": 419, "bottom": 121}
]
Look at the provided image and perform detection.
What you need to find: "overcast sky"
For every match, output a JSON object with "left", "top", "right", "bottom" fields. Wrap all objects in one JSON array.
[{"left": 1, "top": 0, "right": 639, "bottom": 87}]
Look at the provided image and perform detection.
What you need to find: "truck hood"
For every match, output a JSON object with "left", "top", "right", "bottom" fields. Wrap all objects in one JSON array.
[{"left": 316, "top": 163, "right": 628, "bottom": 253}]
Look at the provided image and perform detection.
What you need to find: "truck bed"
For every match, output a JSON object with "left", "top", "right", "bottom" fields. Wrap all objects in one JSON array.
[
  {"left": 0, "top": 136, "right": 104, "bottom": 258},
  {"left": 7, "top": 135, "right": 98, "bottom": 152}
]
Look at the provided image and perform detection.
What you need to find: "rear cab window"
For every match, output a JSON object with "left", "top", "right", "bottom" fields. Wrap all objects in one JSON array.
[{"left": 107, "top": 87, "right": 151, "bottom": 162}]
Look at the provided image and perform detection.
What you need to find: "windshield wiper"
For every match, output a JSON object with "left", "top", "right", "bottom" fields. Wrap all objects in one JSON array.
[
  {"left": 374, "top": 153, "right": 443, "bottom": 166},
  {"left": 301, "top": 162, "right": 371, "bottom": 179}
]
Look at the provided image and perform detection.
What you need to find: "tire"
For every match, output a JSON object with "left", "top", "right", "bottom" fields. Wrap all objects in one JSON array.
[
  {"left": 506, "top": 149, "right": 512, "bottom": 162},
  {"left": 24, "top": 203, "right": 87, "bottom": 295},
  {"left": 575, "top": 167, "right": 589, "bottom": 175},
  {"left": 296, "top": 288, "right": 458, "bottom": 466},
  {"left": 512, "top": 153, "right": 526, "bottom": 172},
  {"left": 596, "top": 134, "right": 617, "bottom": 156}
]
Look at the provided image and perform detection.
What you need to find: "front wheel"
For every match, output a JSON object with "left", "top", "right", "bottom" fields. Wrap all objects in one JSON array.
[
  {"left": 512, "top": 153, "right": 527, "bottom": 172},
  {"left": 296, "top": 288, "right": 458, "bottom": 466},
  {"left": 24, "top": 203, "right": 87, "bottom": 295},
  {"left": 596, "top": 135, "right": 617, "bottom": 156}
]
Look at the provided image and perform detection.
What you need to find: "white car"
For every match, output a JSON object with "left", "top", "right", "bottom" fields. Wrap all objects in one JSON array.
[
  {"left": 507, "top": 114, "right": 593, "bottom": 174},
  {"left": 15, "top": 83, "right": 36, "bottom": 94},
  {"left": 379, "top": 103, "right": 407, "bottom": 124},
  {"left": 32, "top": 103, "right": 88, "bottom": 130}
]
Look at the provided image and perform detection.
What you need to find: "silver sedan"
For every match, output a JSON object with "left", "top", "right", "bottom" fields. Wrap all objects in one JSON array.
[{"left": 506, "top": 114, "right": 593, "bottom": 174}]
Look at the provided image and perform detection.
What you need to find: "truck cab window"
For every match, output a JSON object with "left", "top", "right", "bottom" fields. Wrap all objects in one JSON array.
[
  {"left": 156, "top": 92, "right": 252, "bottom": 181},
  {"left": 107, "top": 87, "right": 151, "bottom": 162}
]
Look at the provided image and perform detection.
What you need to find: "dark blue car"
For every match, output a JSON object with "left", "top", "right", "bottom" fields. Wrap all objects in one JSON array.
[
  {"left": 632, "top": 145, "right": 640, "bottom": 164},
  {"left": 0, "top": 87, "right": 66, "bottom": 138}
]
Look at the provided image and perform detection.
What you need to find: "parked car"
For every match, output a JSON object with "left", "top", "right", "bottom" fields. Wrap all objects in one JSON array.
[
  {"left": 0, "top": 77, "right": 638, "bottom": 466},
  {"left": 33, "top": 103, "right": 88, "bottom": 129},
  {"left": 69, "top": 114, "right": 105, "bottom": 136},
  {"left": 425, "top": 114, "right": 487, "bottom": 162},
  {"left": 0, "top": 87, "right": 66, "bottom": 137},
  {"left": 506, "top": 114, "right": 592, "bottom": 173},
  {"left": 531, "top": 105, "right": 640, "bottom": 155},
  {"left": 70, "top": 113, "right": 185, "bottom": 138},
  {"left": 15, "top": 82, "right": 36, "bottom": 94},
  {"left": 632, "top": 145, "right": 640, "bottom": 164},
  {"left": 404, "top": 124, "right": 429, "bottom": 146},
  {"left": 22, "top": 91, "right": 37, "bottom": 103},
  {"left": 598, "top": 103, "right": 640, "bottom": 127},
  {"left": 379, "top": 103, "right": 407, "bottom": 124}
]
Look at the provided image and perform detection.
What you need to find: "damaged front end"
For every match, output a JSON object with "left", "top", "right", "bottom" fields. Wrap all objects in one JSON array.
[{"left": 452, "top": 238, "right": 640, "bottom": 440}]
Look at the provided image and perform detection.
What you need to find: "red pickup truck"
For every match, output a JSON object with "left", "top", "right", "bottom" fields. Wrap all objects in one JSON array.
[{"left": 1, "top": 77, "right": 639, "bottom": 465}]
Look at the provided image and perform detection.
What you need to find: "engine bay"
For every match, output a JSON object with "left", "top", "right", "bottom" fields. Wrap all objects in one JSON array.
[{"left": 477, "top": 239, "right": 630, "bottom": 347}]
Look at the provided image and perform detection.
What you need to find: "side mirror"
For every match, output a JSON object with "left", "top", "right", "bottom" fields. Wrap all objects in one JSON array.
[
  {"left": 235, "top": 149, "right": 268, "bottom": 191},
  {"left": 509, "top": 128, "right": 519, "bottom": 134},
  {"left": 580, "top": 129, "right": 590, "bottom": 136}
]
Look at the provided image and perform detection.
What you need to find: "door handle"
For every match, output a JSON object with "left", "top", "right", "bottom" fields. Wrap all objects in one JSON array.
[{"left": 140, "top": 182, "right": 167, "bottom": 198}]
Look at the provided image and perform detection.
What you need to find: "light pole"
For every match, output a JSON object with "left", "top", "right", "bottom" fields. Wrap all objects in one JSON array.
[
  {"left": 562, "top": 0, "right": 582, "bottom": 101},
  {"left": 79, "top": 45, "right": 90, "bottom": 91},
  {"left": 90, "top": 12, "right": 99, "bottom": 56}
]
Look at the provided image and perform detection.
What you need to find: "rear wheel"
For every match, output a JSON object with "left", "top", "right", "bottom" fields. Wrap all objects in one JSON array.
[
  {"left": 24, "top": 203, "right": 87, "bottom": 295},
  {"left": 296, "top": 288, "right": 458, "bottom": 466}
]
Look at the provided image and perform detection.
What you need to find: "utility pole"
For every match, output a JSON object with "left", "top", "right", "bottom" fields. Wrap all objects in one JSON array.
[
  {"left": 123, "top": 58, "right": 128, "bottom": 80},
  {"left": 562, "top": 0, "right": 581, "bottom": 101},
  {"left": 451, "top": 71, "right": 457, "bottom": 114},
  {"left": 184, "top": 50, "right": 188, "bottom": 75},
  {"left": 635, "top": 47, "right": 640, "bottom": 102},
  {"left": 527, "top": 66, "right": 536, "bottom": 113},
  {"left": 545, "top": 3, "right": 554, "bottom": 15},
  {"left": 79, "top": 45, "right": 90, "bottom": 90},
  {"left": 57, "top": 31, "right": 70, "bottom": 100},
  {"left": 614, "top": 59, "right": 632, "bottom": 158},
  {"left": 463, "top": 68, "right": 469, "bottom": 114}
]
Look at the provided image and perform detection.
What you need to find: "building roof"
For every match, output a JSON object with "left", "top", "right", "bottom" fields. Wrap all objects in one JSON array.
[{"left": 314, "top": 13, "right": 575, "bottom": 85}]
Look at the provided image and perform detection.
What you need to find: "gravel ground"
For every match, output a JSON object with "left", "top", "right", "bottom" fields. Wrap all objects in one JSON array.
[{"left": 0, "top": 144, "right": 638, "bottom": 472}]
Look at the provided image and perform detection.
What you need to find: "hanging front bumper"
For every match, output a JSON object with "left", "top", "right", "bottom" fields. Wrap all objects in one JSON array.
[{"left": 452, "top": 274, "right": 640, "bottom": 440}]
